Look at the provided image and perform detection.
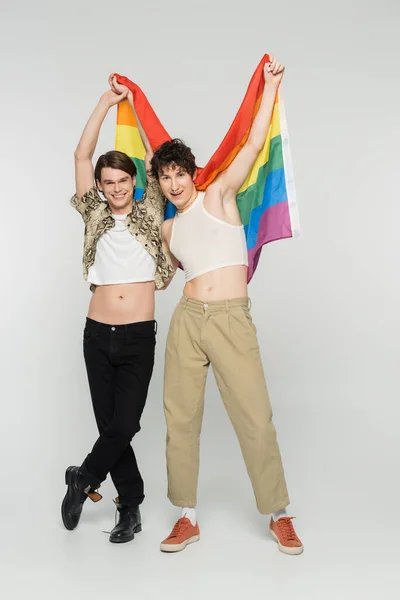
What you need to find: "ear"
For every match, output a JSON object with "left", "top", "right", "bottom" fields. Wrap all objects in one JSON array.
[
  {"left": 192, "top": 168, "right": 198, "bottom": 181},
  {"left": 132, "top": 175, "right": 136, "bottom": 186},
  {"left": 96, "top": 179, "right": 103, "bottom": 193}
]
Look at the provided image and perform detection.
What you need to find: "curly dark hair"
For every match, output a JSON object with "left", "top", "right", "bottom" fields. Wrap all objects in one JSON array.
[
  {"left": 150, "top": 139, "right": 197, "bottom": 180},
  {"left": 94, "top": 151, "right": 137, "bottom": 183}
]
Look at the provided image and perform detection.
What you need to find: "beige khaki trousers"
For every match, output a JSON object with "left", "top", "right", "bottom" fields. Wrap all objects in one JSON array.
[{"left": 164, "top": 296, "right": 289, "bottom": 514}]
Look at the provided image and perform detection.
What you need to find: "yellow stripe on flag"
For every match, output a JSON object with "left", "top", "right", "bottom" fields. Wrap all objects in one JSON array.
[
  {"left": 115, "top": 124, "right": 146, "bottom": 160},
  {"left": 239, "top": 103, "right": 281, "bottom": 193}
]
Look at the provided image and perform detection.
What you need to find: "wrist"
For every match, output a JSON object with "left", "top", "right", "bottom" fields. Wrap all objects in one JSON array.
[
  {"left": 264, "top": 81, "right": 280, "bottom": 91},
  {"left": 97, "top": 97, "right": 112, "bottom": 111}
]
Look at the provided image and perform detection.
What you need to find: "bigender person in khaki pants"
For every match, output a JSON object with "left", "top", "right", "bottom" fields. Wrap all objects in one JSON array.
[{"left": 154, "top": 56, "right": 303, "bottom": 555}]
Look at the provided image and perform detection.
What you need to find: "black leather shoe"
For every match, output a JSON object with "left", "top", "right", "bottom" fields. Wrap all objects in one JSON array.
[
  {"left": 61, "top": 466, "right": 102, "bottom": 530},
  {"left": 109, "top": 501, "right": 142, "bottom": 543}
]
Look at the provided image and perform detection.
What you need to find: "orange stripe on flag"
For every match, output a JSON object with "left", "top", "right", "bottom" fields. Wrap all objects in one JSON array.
[{"left": 117, "top": 100, "right": 138, "bottom": 127}]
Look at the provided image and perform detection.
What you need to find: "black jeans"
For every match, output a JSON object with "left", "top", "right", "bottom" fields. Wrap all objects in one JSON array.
[{"left": 81, "top": 317, "right": 156, "bottom": 506}]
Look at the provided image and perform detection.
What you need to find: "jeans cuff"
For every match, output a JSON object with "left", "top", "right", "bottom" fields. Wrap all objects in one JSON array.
[{"left": 80, "top": 458, "right": 103, "bottom": 488}]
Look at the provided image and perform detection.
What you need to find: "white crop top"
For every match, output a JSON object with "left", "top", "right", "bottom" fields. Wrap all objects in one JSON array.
[
  {"left": 169, "top": 192, "right": 248, "bottom": 282},
  {"left": 88, "top": 214, "right": 156, "bottom": 286}
]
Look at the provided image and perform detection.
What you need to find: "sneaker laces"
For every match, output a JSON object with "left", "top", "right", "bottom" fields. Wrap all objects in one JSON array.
[
  {"left": 168, "top": 518, "right": 190, "bottom": 540},
  {"left": 276, "top": 517, "right": 298, "bottom": 542}
]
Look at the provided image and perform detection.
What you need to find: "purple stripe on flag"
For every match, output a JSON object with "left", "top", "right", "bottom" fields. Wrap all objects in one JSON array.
[{"left": 247, "top": 201, "right": 293, "bottom": 281}]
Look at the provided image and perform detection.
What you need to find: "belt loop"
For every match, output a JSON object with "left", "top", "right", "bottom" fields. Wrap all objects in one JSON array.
[
  {"left": 154, "top": 320, "right": 158, "bottom": 334},
  {"left": 248, "top": 297, "right": 252, "bottom": 310},
  {"left": 225, "top": 299, "right": 229, "bottom": 313}
]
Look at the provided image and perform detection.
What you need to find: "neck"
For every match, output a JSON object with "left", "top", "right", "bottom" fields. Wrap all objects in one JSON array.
[
  {"left": 178, "top": 189, "right": 198, "bottom": 213},
  {"left": 110, "top": 200, "right": 133, "bottom": 215}
]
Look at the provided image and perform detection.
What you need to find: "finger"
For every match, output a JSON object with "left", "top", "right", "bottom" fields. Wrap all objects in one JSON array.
[
  {"left": 117, "top": 90, "right": 128, "bottom": 103},
  {"left": 117, "top": 88, "right": 128, "bottom": 100},
  {"left": 270, "top": 59, "right": 278, "bottom": 73},
  {"left": 273, "top": 62, "right": 281, "bottom": 75},
  {"left": 112, "top": 76, "right": 121, "bottom": 93}
]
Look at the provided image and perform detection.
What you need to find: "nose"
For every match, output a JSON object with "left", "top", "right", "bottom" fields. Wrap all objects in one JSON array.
[{"left": 114, "top": 182, "right": 121, "bottom": 192}]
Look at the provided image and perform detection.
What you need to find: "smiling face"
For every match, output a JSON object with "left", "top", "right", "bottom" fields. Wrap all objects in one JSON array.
[
  {"left": 150, "top": 139, "right": 198, "bottom": 210},
  {"left": 96, "top": 168, "right": 136, "bottom": 214},
  {"left": 158, "top": 163, "right": 197, "bottom": 210}
]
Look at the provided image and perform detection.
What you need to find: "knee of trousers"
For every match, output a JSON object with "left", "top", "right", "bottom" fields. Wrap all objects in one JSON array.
[
  {"left": 109, "top": 422, "right": 141, "bottom": 444},
  {"left": 165, "top": 419, "right": 203, "bottom": 444},
  {"left": 240, "top": 415, "right": 278, "bottom": 449}
]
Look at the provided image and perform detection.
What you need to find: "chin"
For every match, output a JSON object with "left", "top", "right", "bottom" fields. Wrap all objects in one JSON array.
[{"left": 169, "top": 195, "right": 186, "bottom": 208}]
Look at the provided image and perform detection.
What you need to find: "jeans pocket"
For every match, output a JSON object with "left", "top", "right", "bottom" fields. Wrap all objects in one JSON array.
[{"left": 83, "top": 328, "right": 97, "bottom": 343}]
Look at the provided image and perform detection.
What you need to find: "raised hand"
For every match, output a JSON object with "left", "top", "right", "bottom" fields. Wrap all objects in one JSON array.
[
  {"left": 108, "top": 74, "right": 132, "bottom": 100},
  {"left": 99, "top": 87, "right": 128, "bottom": 108},
  {"left": 263, "top": 55, "right": 285, "bottom": 88}
]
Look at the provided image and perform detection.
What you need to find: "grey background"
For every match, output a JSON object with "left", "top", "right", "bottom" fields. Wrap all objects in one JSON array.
[{"left": 1, "top": 0, "right": 399, "bottom": 598}]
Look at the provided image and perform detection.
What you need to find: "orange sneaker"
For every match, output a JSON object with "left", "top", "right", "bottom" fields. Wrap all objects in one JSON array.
[
  {"left": 160, "top": 517, "right": 200, "bottom": 553},
  {"left": 269, "top": 517, "right": 304, "bottom": 555}
]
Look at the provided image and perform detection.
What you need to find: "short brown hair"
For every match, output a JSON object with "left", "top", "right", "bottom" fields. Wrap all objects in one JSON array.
[
  {"left": 94, "top": 151, "right": 137, "bottom": 183},
  {"left": 150, "top": 139, "right": 197, "bottom": 180}
]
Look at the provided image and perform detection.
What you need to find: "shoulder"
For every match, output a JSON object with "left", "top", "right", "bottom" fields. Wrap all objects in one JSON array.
[
  {"left": 71, "top": 185, "right": 102, "bottom": 201},
  {"left": 161, "top": 217, "right": 174, "bottom": 233},
  {"left": 161, "top": 217, "right": 174, "bottom": 244},
  {"left": 70, "top": 186, "right": 107, "bottom": 217}
]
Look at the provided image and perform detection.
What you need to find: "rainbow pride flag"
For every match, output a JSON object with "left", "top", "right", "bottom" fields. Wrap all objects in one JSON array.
[{"left": 115, "top": 55, "right": 299, "bottom": 281}]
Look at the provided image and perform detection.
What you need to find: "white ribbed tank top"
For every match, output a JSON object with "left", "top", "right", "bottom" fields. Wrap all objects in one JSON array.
[{"left": 169, "top": 192, "right": 248, "bottom": 282}]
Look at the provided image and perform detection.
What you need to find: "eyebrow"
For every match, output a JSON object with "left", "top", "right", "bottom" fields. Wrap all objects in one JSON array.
[
  {"left": 103, "top": 177, "right": 129, "bottom": 184},
  {"left": 160, "top": 168, "right": 186, "bottom": 176}
]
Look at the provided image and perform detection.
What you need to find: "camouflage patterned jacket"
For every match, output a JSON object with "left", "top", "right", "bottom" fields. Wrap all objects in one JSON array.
[{"left": 70, "top": 179, "right": 175, "bottom": 290}]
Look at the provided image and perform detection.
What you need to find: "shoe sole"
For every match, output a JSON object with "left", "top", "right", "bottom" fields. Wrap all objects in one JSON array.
[
  {"left": 109, "top": 524, "right": 142, "bottom": 544},
  {"left": 160, "top": 534, "right": 200, "bottom": 553},
  {"left": 61, "top": 468, "right": 79, "bottom": 531},
  {"left": 269, "top": 529, "right": 304, "bottom": 555}
]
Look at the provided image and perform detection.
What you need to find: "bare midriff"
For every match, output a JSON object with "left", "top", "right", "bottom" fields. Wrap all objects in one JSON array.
[
  {"left": 87, "top": 281, "right": 155, "bottom": 325},
  {"left": 183, "top": 265, "right": 248, "bottom": 302}
]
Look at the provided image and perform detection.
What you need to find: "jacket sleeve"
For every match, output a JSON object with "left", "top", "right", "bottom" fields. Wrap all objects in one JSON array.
[
  {"left": 141, "top": 178, "right": 167, "bottom": 214},
  {"left": 70, "top": 187, "right": 105, "bottom": 223}
]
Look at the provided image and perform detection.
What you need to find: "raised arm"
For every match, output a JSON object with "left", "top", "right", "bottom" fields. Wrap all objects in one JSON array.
[
  {"left": 74, "top": 88, "right": 128, "bottom": 198},
  {"left": 157, "top": 219, "right": 179, "bottom": 290},
  {"left": 216, "top": 55, "right": 285, "bottom": 200},
  {"left": 109, "top": 75, "right": 154, "bottom": 174}
]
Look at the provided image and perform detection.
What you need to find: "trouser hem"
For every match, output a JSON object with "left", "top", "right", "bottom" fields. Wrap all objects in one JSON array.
[
  {"left": 257, "top": 496, "right": 290, "bottom": 515},
  {"left": 117, "top": 495, "right": 145, "bottom": 507},
  {"left": 80, "top": 459, "right": 103, "bottom": 488},
  {"left": 168, "top": 494, "right": 197, "bottom": 508}
]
